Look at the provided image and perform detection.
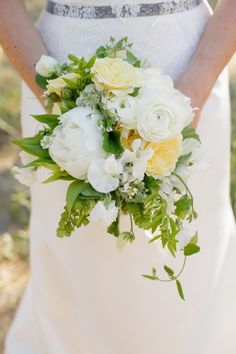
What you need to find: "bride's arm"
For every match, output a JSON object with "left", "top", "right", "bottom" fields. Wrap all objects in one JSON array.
[
  {"left": 176, "top": 0, "right": 236, "bottom": 127},
  {"left": 0, "top": 0, "right": 48, "bottom": 106}
]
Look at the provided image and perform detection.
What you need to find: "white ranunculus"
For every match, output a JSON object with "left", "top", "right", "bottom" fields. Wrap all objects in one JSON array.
[
  {"left": 105, "top": 96, "right": 138, "bottom": 129},
  {"left": 89, "top": 200, "right": 118, "bottom": 226},
  {"left": 176, "top": 229, "right": 193, "bottom": 250},
  {"left": 137, "top": 87, "right": 194, "bottom": 143},
  {"left": 48, "top": 106, "right": 106, "bottom": 179},
  {"left": 35, "top": 55, "right": 59, "bottom": 77},
  {"left": 138, "top": 67, "right": 174, "bottom": 90},
  {"left": 87, "top": 155, "right": 123, "bottom": 193}
]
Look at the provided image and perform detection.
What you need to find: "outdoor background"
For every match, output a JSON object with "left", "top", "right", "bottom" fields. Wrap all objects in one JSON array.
[{"left": 0, "top": 0, "right": 235, "bottom": 352}]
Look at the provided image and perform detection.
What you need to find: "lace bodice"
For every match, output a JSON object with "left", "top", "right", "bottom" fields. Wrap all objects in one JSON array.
[{"left": 37, "top": 0, "right": 211, "bottom": 80}]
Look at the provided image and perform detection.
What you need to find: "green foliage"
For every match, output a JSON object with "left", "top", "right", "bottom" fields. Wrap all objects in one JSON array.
[
  {"left": 35, "top": 73, "right": 48, "bottom": 89},
  {"left": 181, "top": 125, "right": 200, "bottom": 142},
  {"left": 66, "top": 180, "right": 88, "bottom": 214},
  {"left": 12, "top": 135, "right": 50, "bottom": 159},
  {"left": 102, "top": 130, "right": 124, "bottom": 155},
  {"left": 31, "top": 114, "right": 60, "bottom": 129},
  {"left": 57, "top": 199, "right": 96, "bottom": 237}
]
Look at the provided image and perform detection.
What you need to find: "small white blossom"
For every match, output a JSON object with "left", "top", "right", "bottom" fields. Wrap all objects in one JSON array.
[
  {"left": 89, "top": 201, "right": 118, "bottom": 226},
  {"left": 35, "top": 55, "right": 59, "bottom": 77}
]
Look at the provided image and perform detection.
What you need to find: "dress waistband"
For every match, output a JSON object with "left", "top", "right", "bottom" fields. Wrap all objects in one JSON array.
[{"left": 46, "top": 0, "right": 203, "bottom": 19}]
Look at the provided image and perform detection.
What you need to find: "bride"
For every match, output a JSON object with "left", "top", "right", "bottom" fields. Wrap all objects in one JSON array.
[{"left": 1, "top": 0, "right": 236, "bottom": 353}]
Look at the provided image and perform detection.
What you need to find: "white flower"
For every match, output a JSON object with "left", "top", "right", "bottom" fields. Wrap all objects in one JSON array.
[
  {"left": 181, "top": 138, "right": 201, "bottom": 156},
  {"left": 89, "top": 201, "right": 118, "bottom": 226},
  {"left": 12, "top": 166, "right": 38, "bottom": 187},
  {"left": 87, "top": 155, "right": 123, "bottom": 193},
  {"left": 137, "top": 87, "right": 194, "bottom": 142},
  {"left": 12, "top": 151, "right": 49, "bottom": 187},
  {"left": 35, "top": 55, "right": 59, "bottom": 77},
  {"left": 120, "top": 139, "right": 153, "bottom": 183},
  {"left": 105, "top": 95, "right": 138, "bottom": 129},
  {"left": 176, "top": 229, "right": 193, "bottom": 250},
  {"left": 138, "top": 67, "right": 173, "bottom": 90},
  {"left": 48, "top": 106, "right": 106, "bottom": 179}
]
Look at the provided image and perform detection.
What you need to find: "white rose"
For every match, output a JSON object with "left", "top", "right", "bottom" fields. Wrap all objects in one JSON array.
[
  {"left": 48, "top": 106, "right": 106, "bottom": 179},
  {"left": 137, "top": 87, "right": 194, "bottom": 142},
  {"left": 89, "top": 200, "right": 118, "bottom": 227},
  {"left": 35, "top": 55, "right": 59, "bottom": 77},
  {"left": 105, "top": 96, "right": 138, "bottom": 129},
  {"left": 87, "top": 155, "right": 123, "bottom": 193}
]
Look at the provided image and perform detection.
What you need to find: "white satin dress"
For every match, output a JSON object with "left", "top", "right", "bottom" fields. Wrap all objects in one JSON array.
[{"left": 4, "top": 1, "right": 236, "bottom": 353}]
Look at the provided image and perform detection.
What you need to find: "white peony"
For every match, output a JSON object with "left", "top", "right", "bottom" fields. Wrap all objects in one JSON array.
[
  {"left": 137, "top": 87, "right": 194, "bottom": 143},
  {"left": 105, "top": 95, "right": 138, "bottom": 129},
  {"left": 48, "top": 106, "right": 106, "bottom": 179},
  {"left": 87, "top": 155, "right": 123, "bottom": 193},
  {"left": 35, "top": 55, "right": 59, "bottom": 77}
]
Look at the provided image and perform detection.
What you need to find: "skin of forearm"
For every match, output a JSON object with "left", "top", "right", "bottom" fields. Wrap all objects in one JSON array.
[
  {"left": 0, "top": 0, "right": 48, "bottom": 105},
  {"left": 176, "top": 0, "right": 236, "bottom": 125}
]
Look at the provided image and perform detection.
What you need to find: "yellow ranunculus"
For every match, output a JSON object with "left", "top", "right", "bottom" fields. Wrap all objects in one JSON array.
[
  {"left": 92, "top": 58, "right": 139, "bottom": 95},
  {"left": 46, "top": 73, "right": 80, "bottom": 97},
  {"left": 146, "top": 135, "right": 182, "bottom": 177}
]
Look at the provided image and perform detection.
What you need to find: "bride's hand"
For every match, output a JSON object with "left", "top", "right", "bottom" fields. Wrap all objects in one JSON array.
[{"left": 175, "top": 68, "right": 211, "bottom": 129}]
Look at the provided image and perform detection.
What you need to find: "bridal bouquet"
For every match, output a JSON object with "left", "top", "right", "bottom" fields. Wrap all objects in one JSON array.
[{"left": 13, "top": 37, "right": 201, "bottom": 299}]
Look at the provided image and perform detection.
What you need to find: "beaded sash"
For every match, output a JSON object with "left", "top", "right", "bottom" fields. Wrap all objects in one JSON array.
[{"left": 46, "top": 0, "right": 203, "bottom": 19}]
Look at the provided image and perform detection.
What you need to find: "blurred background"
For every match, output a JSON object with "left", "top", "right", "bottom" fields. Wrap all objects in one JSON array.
[{"left": 0, "top": 0, "right": 235, "bottom": 352}]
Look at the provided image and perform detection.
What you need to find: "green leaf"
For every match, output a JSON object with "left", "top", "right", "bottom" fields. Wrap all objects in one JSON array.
[
  {"left": 86, "top": 55, "right": 96, "bottom": 69},
  {"left": 31, "top": 114, "right": 60, "bottom": 129},
  {"left": 148, "top": 234, "right": 161, "bottom": 243},
  {"left": 181, "top": 125, "right": 200, "bottom": 142},
  {"left": 107, "top": 216, "right": 120, "bottom": 237},
  {"left": 129, "top": 87, "right": 141, "bottom": 97},
  {"left": 80, "top": 184, "right": 105, "bottom": 199},
  {"left": 66, "top": 180, "right": 88, "bottom": 214},
  {"left": 175, "top": 195, "right": 192, "bottom": 219},
  {"left": 176, "top": 279, "right": 185, "bottom": 300},
  {"left": 35, "top": 73, "right": 48, "bottom": 89},
  {"left": 164, "top": 265, "right": 174, "bottom": 277},
  {"left": 126, "top": 50, "right": 141, "bottom": 67},
  {"left": 12, "top": 135, "right": 50, "bottom": 159},
  {"left": 184, "top": 243, "right": 200, "bottom": 256},
  {"left": 23, "top": 157, "right": 57, "bottom": 171},
  {"left": 142, "top": 274, "right": 158, "bottom": 281},
  {"left": 62, "top": 78, "right": 78, "bottom": 89},
  {"left": 68, "top": 54, "right": 80, "bottom": 64},
  {"left": 102, "top": 130, "right": 124, "bottom": 155}
]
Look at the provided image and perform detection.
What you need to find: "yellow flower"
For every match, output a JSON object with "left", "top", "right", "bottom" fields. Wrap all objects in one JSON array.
[
  {"left": 46, "top": 73, "right": 80, "bottom": 97},
  {"left": 146, "top": 135, "right": 182, "bottom": 177},
  {"left": 121, "top": 129, "right": 141, "bottom": 150},
  {"left": 92, "top": 58, "right": 139, "bottom": 95}
]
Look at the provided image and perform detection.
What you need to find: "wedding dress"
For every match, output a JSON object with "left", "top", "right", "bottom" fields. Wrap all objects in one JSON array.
[{"left": 4, "top": 0, "right": 236, "bottom": 353}]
